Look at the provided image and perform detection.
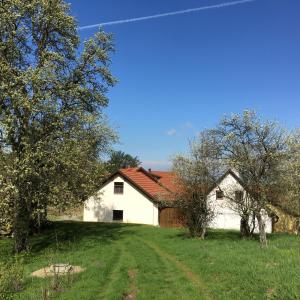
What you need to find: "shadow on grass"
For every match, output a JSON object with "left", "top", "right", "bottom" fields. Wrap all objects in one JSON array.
[
  {"left": 30, "top": 221, "right": 141, "bottom": 253},
  {"left": 16, "top": 222, "right": 300, "bottom": 254},
  {"left": 168, "top": 228, "right": 263, "bottom": 242},
  {"left": 0, "top": 237, "right": 12, "bottom": 261},
  {"left": 267, "top": 231, "right": 296, "bottom": 241},
  {"left": 170, "top": 228, "right": 299, "bottom": 245},
  {"left": 206, "top": 229, "right": 242, "bottom": 240},
  {"left": 170, "top": 229, "right": 241, "bottom": 240}
]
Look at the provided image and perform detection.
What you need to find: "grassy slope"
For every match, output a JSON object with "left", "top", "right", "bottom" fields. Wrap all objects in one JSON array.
[{"left": 1, "top": 222, "right": 300, "bottom": 300}]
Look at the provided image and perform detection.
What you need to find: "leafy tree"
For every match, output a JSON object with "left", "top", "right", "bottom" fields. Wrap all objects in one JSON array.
[
  {"left": 211, "top": 111, "right": 288, "bottom": 246},
  {"left": 106, "top": 151, "right": 141, "bottom": 173},
  {"left": 172, "top": 133, "right": 220, "bottom": 238},
  {"left": 0, "top": 0, "right": 117, "bottom": 252}
]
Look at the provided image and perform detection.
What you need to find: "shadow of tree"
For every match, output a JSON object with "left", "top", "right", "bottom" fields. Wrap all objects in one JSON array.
[
  {"left": 167, "top": 228, "right": 264, "bottom": 241},
  {"left": 30, "top": 221, "right": 141, "bottom": 253},
  {"left": 206, "top": 229, "right": 245, "bottom": 241},
  {"left": 0, "top": 238, "right": 11, "bottom": 262}
]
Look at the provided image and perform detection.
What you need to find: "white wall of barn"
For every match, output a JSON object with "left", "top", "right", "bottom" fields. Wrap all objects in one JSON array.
[
  {"left": 208, "top": 173, "right": 273, "bottom": 233},
  {"left": 83, "top": 175, "right": 159, "bottom": 226}
]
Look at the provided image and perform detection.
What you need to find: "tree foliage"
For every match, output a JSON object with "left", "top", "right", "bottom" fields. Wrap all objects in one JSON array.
[
  {"left": 106, "top": 151, "right": 141, "bottom": 174},
  {"left": 0, "top": 0, "right": 117, "bottom": 252},
  {"left": 275, "top": 131, "right": 300, "bottom": 219}
]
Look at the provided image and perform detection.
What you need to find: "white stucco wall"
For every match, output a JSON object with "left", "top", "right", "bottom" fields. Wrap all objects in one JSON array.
[
  {"left": 208, "top": 173, "right": 273, "bottom": 233},
  {"left": 83, "top": 175, "right": 159, "bottom": 226}
]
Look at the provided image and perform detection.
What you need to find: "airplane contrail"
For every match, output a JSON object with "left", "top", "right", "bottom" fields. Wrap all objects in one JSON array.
[{"left": 78, "top": 0, "right": 256, "bottom": 30}]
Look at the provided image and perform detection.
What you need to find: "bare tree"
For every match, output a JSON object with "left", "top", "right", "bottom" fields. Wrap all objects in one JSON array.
[
  {"left": 172, "top": 132, "right": 221, "bottom": 239},
  {"left": 210, "top": 111, "right": 288, "bottom": 247},
  {"left": 221, "top": 186, "right": 257, "bottom": 237}
]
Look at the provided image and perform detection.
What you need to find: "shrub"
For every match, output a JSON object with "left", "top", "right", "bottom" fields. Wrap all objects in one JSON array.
[{"left": 0, "top": 259, "right": 24, "bottom": 300}]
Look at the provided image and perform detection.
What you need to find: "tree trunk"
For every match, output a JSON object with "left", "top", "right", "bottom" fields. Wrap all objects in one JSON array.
[
  {"left": 296, "top": 218, "right": 300, "bottom": 235},
  {"left": 240, "top": 216, "right": 251, "bottom": 237},
  {"left": 250, "top": 212, "right": 256, "bottom": 236},
  {"left": 256, "top": 212, "right": 267, "bottom": 247},
  {"left": 190, "top": 226, "right": 206, "bottom": 239},
  {"left": 13, "top": 198, "right": 30, "bottom": 253},
  {"left": 200, "top": 227, "right": 206, "bottom": 239}
]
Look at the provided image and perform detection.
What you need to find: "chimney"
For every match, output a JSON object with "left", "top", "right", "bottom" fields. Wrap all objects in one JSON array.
[{"left": 148, "top": 168, "right": 151, "bottom": 173}]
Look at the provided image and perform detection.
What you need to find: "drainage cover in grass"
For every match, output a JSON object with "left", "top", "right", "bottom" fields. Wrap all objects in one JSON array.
[{"left": 31, "top": 264, "right": 85, "bottom": 278}]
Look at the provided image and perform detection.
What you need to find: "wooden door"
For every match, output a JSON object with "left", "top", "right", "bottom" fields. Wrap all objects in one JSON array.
[{"left": 159, "top": 208, "right": 184, "bottom": 228}]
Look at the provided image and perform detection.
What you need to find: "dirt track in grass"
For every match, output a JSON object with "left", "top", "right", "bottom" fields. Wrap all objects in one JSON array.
[{"left": 136, "top": 237, "right": 213, "bottom": 300}]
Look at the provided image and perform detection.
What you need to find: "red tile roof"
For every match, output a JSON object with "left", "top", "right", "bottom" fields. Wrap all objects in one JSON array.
[
  {"left": 119, "top": 167, "right": 176, "bottom": 200},
  {"left": 150, "top": 171, "right": 178, "bottom": 193}
]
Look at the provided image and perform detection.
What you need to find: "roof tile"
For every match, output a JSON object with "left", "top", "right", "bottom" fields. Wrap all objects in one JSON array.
[{"left": 120, "top": 167, "right": 176, "bottom": 200}]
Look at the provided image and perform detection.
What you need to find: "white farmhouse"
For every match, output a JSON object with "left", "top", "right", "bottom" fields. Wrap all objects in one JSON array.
[
  {"left": 84, "top": 167, "right": 273, "bottom": 233},
  {"left": 208, "top": 170, "right": 272, "bottom": 233},
  {"left": 84, "top": 167, "right": 173, "bottom": 226}
]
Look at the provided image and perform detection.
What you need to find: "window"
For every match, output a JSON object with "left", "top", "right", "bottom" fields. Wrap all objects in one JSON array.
[
  {"left": 235, "top": 191, "right": 243, "bottom": 202},
  {"left": 114, "top": 182, "right": 124, "bottom": 194},
  {"left": 113, "top": 210, "right": 123, "bottom": 221},
  {"left": 216, "top": 190, "right": 224, "bottom": 199}
]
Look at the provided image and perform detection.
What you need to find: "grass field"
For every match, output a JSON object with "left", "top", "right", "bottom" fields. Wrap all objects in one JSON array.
[{"left": 1, "top": 222, "right": 300, "bottom": 300}]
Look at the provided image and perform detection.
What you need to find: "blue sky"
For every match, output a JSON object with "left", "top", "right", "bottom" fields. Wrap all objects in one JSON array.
[{"left": 70, "top": 0, "right": 300, "bottom": 170}]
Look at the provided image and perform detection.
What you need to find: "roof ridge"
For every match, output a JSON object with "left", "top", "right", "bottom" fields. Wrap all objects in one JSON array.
[
  {"left": 137, "top": 167, "right": 161, "bottom": 183},
  {"left": 140, "top": 168, "right": 174, "bottom": 193},
  {"left": 124, "top": 167, "right": 173, "bottom": 196}
]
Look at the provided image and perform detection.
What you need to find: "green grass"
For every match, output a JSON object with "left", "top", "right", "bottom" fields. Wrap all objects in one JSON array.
[{"left": 1, "top": 222, "right": 300, "bottom": 299}]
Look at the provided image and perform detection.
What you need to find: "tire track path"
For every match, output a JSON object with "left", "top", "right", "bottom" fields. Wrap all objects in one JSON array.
[
  {"left": 124, "top": 236, "right": 190, "bottom": 299},
  {"left": 98, "top": 243, "right": 124, "bottom": 299},
  {"left": 136, "top": 237, "right": 214, "bottom": 300}
]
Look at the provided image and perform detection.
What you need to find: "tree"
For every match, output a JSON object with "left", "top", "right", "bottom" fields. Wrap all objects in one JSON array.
[
  {"left": 220, "top": 185, "right": 257, "bottom": 237},
  {"left": 211, "top": 111, "right": 288, "bottom": 246},
  {"left": 274, "top": 131, "right": 300, "bottom": 225},
  {"left": 172, "top": 132, "right": 220, "bottom": 238},
  {"left": 106, "top": 151, "right": 141, "bottom": 173},
  {"left": 0, "top": 0, "right": 117, "bottom": 252}
]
